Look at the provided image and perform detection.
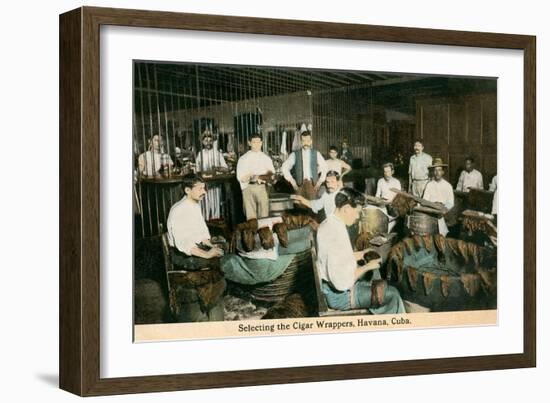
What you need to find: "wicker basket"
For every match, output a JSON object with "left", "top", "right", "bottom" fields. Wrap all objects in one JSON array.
[{"left": 245, "top": 248, "right": 314, "bottom": 303}]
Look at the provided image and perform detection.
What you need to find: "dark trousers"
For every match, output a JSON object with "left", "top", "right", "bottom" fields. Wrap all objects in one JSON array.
[
  {"left": 170, "top": 248, "right": 220, "bottom": 271},
  {"left": 297, "top": 179, "right": 318, "bottom": 200}
]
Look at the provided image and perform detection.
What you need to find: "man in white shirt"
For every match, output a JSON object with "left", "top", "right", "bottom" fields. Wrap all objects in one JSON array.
[
  {"left": 408, "top": 140, "right": 432, "bottom": 198},
  {"left": 456, "top": 157, "right": 484, "bottom": 192},
  {"left": 326, "top": 145, "right": 352, "bottom": 180},
  {"left": 195, "top": 131, "right": 228, "bottom": 172},
  {"left": 422, "top": 158, "right": 455, "bottom": 237},
  {"left": 281, "top": 131, "right": 328, "bottom": 200},
  {"left": 375, "top": 162, "right": 401, "bottom": 202},
  {"left": 316, "top": 188, "right": 405, "bottom": 314},
  {"left": 291, "top": 170, "right": 342, "bottom": 216},
  {"left": 489, "top": 175, "right": 498, "bottom": 217},
  {"left": 195, "top": 131, "right": 228, "bottom": 220},
  {"left": 138, "top": 134, "right": 173, "bottom": 177},
  {"left": 166, "top": 173, "right": 223, "bottom": 270},
  {"left": 236, "top": 133, "right": 276, "bottom": 220}
]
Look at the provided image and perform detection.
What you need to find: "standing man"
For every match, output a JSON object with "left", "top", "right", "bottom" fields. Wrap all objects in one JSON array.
[
  {"left": 489, "top": 175, "right": 498, "bottom": 218},
  {"left": 291, "top": 170, "right": 342, "bottom": 217},
  {"left": 195, "top": 131, "right": 228, "bottom": 220},
  {"left": 138, "top": 134, "right": 173, "bottom": 177},
  {"left": 236, "top": 133, "right": 275, "bottom": 220},
  {"left": 326, "top": 145, "right": 352, "bottom": 179},
  {"left": 408, "top": 140, "right": 432, "bottom": 197},
  {"left": 166, "top": 173, "right": 224, "bottom": 270},
  {"left": 341, "top": 140, "right": 353, "bottom": 166},
  {"left": 423, "top": 158, "right": 454, "bottom": 237},
  {"left": 281, "top": 130, "right": 328, "bottom": 200},
  {"left": 456, "top": 157, "right": 484, "bottom": 192},
  {"left": 195, "top": 131, "right": 228, "bottom": 172},
  {"left": 375, "top": 162, "right": 401, "bottom": 202},
  {"left": 316, "top": 187, "right": 405, "bottom": 314}
]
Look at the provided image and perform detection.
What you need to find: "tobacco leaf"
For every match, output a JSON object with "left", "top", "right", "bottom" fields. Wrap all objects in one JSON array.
[
  {"left": 422, "top": 272, "right": 438, "bottom": 296},
  {"left": 407, "top": 267, "right": 418, "bottom": 291}
]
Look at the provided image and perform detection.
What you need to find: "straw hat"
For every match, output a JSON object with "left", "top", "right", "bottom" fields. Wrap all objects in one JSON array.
[{"left": 429, "top": 157, "right": 448, "bottom": 168}]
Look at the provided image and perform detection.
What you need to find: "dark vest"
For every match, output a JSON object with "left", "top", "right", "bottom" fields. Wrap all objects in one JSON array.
[{"left": 293, "top": 148, "right": 319, "bottom": 186}]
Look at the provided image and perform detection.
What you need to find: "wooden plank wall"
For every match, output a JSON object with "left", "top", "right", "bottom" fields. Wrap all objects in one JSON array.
[{"left": 416, "top": 93, "right": 497, "bottom": 187}]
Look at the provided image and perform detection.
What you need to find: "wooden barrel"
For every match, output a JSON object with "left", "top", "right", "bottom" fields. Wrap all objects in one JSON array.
[
  {"left": 359, "top": 206, "right": 389, "bottom": 236},
  {"left": 387, "top": 236, "right": 497, "bottom": 312},
  {"left": 269, "top": 193, "right": 294, "bottom": 216},
  {"left": 407, "top": 210, "right": 439, "bottom": 235},
  {"left": 395, "top": 265, "right": 496, "bottom": 312}
]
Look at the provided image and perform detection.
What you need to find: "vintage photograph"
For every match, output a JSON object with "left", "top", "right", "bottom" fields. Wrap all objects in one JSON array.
[{"left": 132, "top": 61, "right": 498, "bottom": 339}]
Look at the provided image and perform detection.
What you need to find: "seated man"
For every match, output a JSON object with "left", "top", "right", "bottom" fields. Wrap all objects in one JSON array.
[
  {"left": 290, "top": 170, "right": 342, "bottom": 217},
  {"left": 375, "top": 162, "right": 401, "bottom": 202},
  {"left": 456, "top": 156, "right": 483, "bottom": 192},
  {"left": 166, "top": 173, "right": 224, "bottom": 270},
  {"left": 316, "top": 187, "right": 405, "bottom": 314},
  {"left": 138, "top": 134, "right": 173, "bottom": 177}
]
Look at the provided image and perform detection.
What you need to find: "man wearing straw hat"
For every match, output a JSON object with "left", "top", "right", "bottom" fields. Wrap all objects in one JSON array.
[
  {"left": 422, "top": 157, "right": 455, "bottom": 237},
  {"left": 408, "top": 140, "right": 432, "bottom": 198}
]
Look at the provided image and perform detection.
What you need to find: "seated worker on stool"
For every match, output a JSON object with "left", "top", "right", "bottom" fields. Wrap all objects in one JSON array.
[
  {"left": 291, "top": 170, "right": 342, "bottom": 217},
  {"left": 456, "top": 156, "right": 484, "bottom": 192},
  {"left": 167, "top": 173, "right": 224, "bottom": 270},
  {"left": 316, "top": 187, "right": 405, "bottom": 314},
  {"left": 236, "top": 133, "right": 275, "bottom": 220},
  {"left": 376, "top": 162, "right": 401, "bottom": 202}
]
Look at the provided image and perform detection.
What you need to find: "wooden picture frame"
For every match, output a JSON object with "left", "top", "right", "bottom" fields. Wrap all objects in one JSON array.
[{"left": 59, "top": 6, "right": 536, "bottom": 396}]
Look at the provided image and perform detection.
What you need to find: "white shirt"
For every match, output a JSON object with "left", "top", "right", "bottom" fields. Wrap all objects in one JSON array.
[
  {"left": 310, "top": 191, "right": 338, "bottom": 215},
  {"left": 423, "top": 178, "right": 454, "bottom": 236},
  {"left": 167, "top": 197, "right": 211, "bottom": 256},
  {"left": 489, "top": 175, "right": 498, "bottom": 215},
  {"left": 316, "top": 214, "right": 357, "bottom": 291},
  {"left": 326, "top": 159, "right": 346, "bottom": 175},
  {"left": 456, "top": 169, "right": 484, "bottom": 192},
  {"left": 236, "top": 150, "right": 275, "bottom": 190},
  {"left": 281, "top": 148, "right": 328, "bottom": 184},
  {"left": 138, "top": 151, "right": 173, "bottom": 176},
  {"left": 375, "top": 177, "right": 401, "bottom": 201},
  {"left": 195, "top": 148, "right": 228, "bottom": 172},
  {"left": 408, "top": 152, "right": 432, "bottom": 181}
]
